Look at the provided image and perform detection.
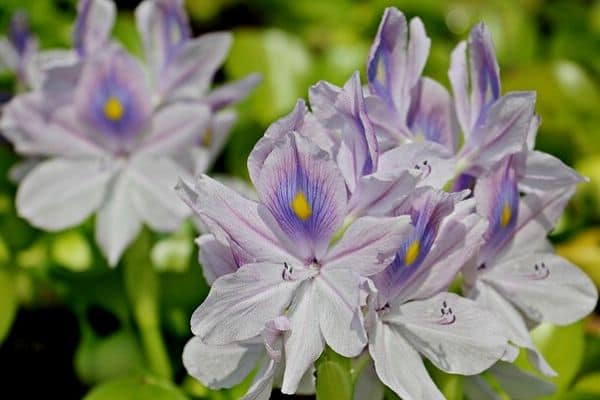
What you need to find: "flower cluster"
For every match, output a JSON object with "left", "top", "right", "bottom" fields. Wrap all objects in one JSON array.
[
  {"left": 179, "top": 7, "right": 598, "bottom": 399},
  {"left": 0, "top": 0, "right": 259, "bottom": 265}
]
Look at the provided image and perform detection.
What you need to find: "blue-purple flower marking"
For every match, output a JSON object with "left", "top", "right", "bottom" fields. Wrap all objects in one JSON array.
[
  {"left": 156, "top": 0, "right": 190, "bottom": 66},
  {"left": 8, "top": 11, "right": 30, "bottom": 56}
]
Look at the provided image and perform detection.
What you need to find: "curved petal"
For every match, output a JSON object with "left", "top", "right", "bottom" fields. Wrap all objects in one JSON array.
[
  {"left": 16, "top": 158, "right": 114, "bottom": 231},
  {"left": 204, "top": 73, "right": 262, "bottom": 111},
  {"left": 353, "top": 361, "right": 385, "bottom": 400},
  {"left": 138, "top": 102, "right": 211, "bottom": 156},
  {"left": 128, "top": 156, "right": 190, "bottom": 232},
  {"left": 242, "top": 358, "right": 276, "bottom": 400},
  {"left": 73, "top": 0, "right": 115, "bottom": 56},
  {"left": 520, "top": 150, "right": 586, "bottom": 193},
  {"left": 176, "top": 175, "right": 294, "bottom": 266},
  {"left": 257, "top": 133, "right": 347, "bottom": 261},
  {"left": 483, "top": 252, "right": 597, "bottom": 325},
  {"left": 196, "top": 234, "right": 238, "bottom": 284},
  {"left": 324, "top": 216, "right": 412, "bottom": 276},
  {"left": 159, "top": 32, "right": 232, "bottom": 101},
  {"left": 135, "top": 0, "right": 190, "bottom": 76},
  {"left": 367, "top": 7, "right": 430, "bottom": 121},
  {"left": 386, "top": 292, "right": 509, "bottom": 375},
  {"left": 369, "top": 316, "right": 444, "bottom": 400},
  {"left": 407, "top": 77, "right": 459, "bottom": 153},
  {"left": 95, "top": 171, "right": 142, "bottom": 267},
  {"left": 489, "top": 362, "right": 556, "bottom": 399},
  {"left": 281, "top": 281, "right": 325, "bottom": 394},
  {"left": 183, "top": 337, "right": 263, "bottom": 389},
  {"left": 190, "top": 262, "right": 307, "bottom": 344}
]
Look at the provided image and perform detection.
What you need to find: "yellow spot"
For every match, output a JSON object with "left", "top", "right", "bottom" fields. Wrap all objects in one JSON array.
[
  {"left": 291, "top": 191, "right": 312, "bottom": 221},
  {"left": 376, "top": 59, "right": 386, "bottom": 84},
  {"left": 104, "top": 96, "right": 124, "bottom": 121},
  {"left": 201, "top": 130, "right": 213, "bottom": 147},
  {"left": 500, "top": 203, "right": 512, "bottom": 228},
  {"left": 404, "top": 240, "right": 420, "bottom": 266}
]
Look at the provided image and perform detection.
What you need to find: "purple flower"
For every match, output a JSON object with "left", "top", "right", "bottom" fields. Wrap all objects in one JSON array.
[
  {"left": 178, "top": 131, "right": 412, "bottom": 393},
  {"left": 0, "top": 11, "right": 38, "bottom": 87}
]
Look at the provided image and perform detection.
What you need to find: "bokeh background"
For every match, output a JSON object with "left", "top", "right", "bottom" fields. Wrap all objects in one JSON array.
[{"left": 0, "top": 0, "right": 599, "bottom": 399}]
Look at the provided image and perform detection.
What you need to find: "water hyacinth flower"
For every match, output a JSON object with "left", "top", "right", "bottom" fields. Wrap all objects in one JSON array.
[
  {"left": 0, "top": 0, "right": 259, "bottom": 265},
  {"left": 365, "top": 188, "right": 510, "bottom": 399},
  {"left": 463, "top": 155, "right": 598, "bottom": 375},
  {"left": 178, "top": 131, "right": 413, "bottom": 393},
  {"left": 0, "top": 11, "right": 38, "bottom": 88}
]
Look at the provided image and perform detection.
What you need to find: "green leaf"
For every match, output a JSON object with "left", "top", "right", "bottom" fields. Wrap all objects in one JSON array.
[
  {"left": 51, "top": 230, "right": 92, "bottom": 272},
  {"left": 0, "top": 269, "right": 17, "bottom": 343},
  {"left": 574, "top": 373, "right": 600, "bottom": 394},
  {"left": 316, "top": 360, "right": 353, "bottom": 400},
  {"left": 83, "top": 376, "right": 188, "bottom": 400}
]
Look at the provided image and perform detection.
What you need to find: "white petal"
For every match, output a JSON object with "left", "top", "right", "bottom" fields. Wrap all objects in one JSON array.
[
  {"left": 489, "top": 361, "right": 556, "bottom": 399},
  {"left": 183, "top": 336, "right": 263, "bottom": 389},
  {"left": 520, "top": 150, "right": 585, "bottom": 193},
  {"left": 128, "top": 156, "right": 190, "bottom": 232},
  {"left": 369, "top": 316, "right": 444, "bottom": 400},
  {"left": 386, "top": 292, "right": 509, "bottom": 375},
  {"left": 281, "top": 281, "right": 325, "bottom": 394},
  {"left": 16, "top": 158, "right": 113, "bottom": 230},
  {"left": 483, "top": 252, "right": 598, "bottom": 325},
  {"left": 191, "top": 262, "right": 307, "bottom": 344},
  {"left": 463, "top": 375, "right": 501, "bottom": 400},
  {"left": 95, "top": 171, "right": 142, "bottom": 267},
  {"left": 196, "top": 234, "right": 237, "bottom": 284},
  {"left": 242, "top": 358, "right": 276, "bottom": 400},
  {"left": 353, "top": 361, "right": 384, "bottom": 400},
  {"left": 324, "top": 216, "right": 412, "bottom": 276}
]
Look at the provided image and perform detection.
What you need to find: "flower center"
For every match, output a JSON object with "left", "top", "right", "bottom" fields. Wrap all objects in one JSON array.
[
  {"left": 500, "top": 202, "right": 512, "bottom": 228},
  {"left": 104, "top": 96, "right": 125, "bottom": 121},
  {"left": 404, "top": 240, "right": 420, "bottom": 266},
  {"left": 291, "top": 191, "right": 312, "bottom": 221}
]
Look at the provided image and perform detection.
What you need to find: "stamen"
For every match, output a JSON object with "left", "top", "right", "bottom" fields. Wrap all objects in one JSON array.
[
  {"left": 291, "top": 191, "right": 312, "bottom": 221},
  {"left": 104, "top": 96, "right": 124, "bottom": 121}
]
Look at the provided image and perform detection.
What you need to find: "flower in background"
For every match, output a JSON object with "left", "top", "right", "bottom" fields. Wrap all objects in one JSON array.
[
  {"left": 0, "top": 0, "right": 259, "bottom": 265},
  {"left": 0, "top": 11, "right": 38, "bottom": 88}
]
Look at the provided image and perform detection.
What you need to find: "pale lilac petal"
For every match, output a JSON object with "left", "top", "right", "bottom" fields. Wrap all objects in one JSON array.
[
  {"left": 463, "top": 376, "right": 502, "bottom": 400},
  {"left": 73, "top": 0, "right": 116, "bottom": 57},
  {"left": 353, "top": 361, "right": 385, "bottom": 400},
  {"left": 138, "top": 102, "right": 211, "bottom": 156},
  {"left": 369, "top": 317, "right": 444, "bottom": 400},
  {"left": 135, "top": 0, "right": 190, "bottom": 76},
  {"left": 482, "top": 252, "right": 597, "bottom": 325},
  {"left": 36, "top": 50, "right": 81, "bottom": 96},
  {"left": 191, "top": 262, "right": 308, "bottom": 344},
  {"left": 489, "top": 362, "right": 556, "bottom": 399},
  {"left": 204, "top": 73, "right": 262, "bottom": 111},
  {"left": 0, "top": 38, "right": 18, "bottom": 71},
  {"left": 367, "top": 8, "right": 430, "bottom": 120},
  {"left": 242, "top": 358, "right": 276, "bottom": 400},
  {"left": 459, "top": 91, "right": 536, "bottom": 173},
  {"left": 183, "top": 336, "right": 263, "bottom": 389},
  {"left": 159, "top": 32, "right": 232, "bottom": 101},
  {"left": 363, "top": 94, "right": 407, "bottom": 151},
  {"left": 526, "top": 114, "right": 540, "bottom": 150},
  {"left": 128, "top": 155, "right": 190, "bottom": 231},
  {"left": 520, "top": 150, "right": 586, "bottom": 193},
  {"left": 378, "top": 141, "right": 456, "bottom": 189},
  {"left": 176, "top": 175, "right": 295, "bottom": 266},
  {"left": 385, "top": 292, "right": 509, "bottom": 375},
  {"left": 324, "top": 216, "right": 412, "bottom": 276},
  {"left": 257, "top": 133, "right": 347, "bottom": 261},
  {"left": 74, "top": 48, "right": 152, "bottom": 142},
  {"left": 1, "top": 93, "right": 105, "bottom": 157},
  {"left": 16, "top": 158, "right": 115, "bottom": 230},
  {"left": 448, "top": 40, "right": 470, "bottom": 136},
  {"left": 407, "top": 77, "right": 460, "bottom": 153},
  {"left": 347, "top": 170, "right": 418, "bottom": 217},
  {"left": 317, "top": 269, "right": 367, "bottom": 357},
  {"left": 281, "top": 281, "right": 325, "bottom": 394},
  {"left": 465, "top": 280, "right": 556, "bottom": 376},
  {"left": 196, "top": 234, "right": 238, "bottom": 284},
  {"left": 95, "top": 171, "right": 142, "bottom": 267}
]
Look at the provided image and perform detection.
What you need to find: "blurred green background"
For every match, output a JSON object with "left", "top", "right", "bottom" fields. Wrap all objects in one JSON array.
[{"left": 0, "top": 0, "right": 599, "bottom": 399}]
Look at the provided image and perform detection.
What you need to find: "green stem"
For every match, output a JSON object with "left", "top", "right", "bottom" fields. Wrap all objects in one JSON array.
[{"left": 124, "top": 230, "right": 172, "bottom": 380}]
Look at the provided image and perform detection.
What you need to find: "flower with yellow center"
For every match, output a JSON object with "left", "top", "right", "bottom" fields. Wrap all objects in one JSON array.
[
  {"left": 103, "top": 96, "right": 125, "bottom": 121},
  {"left": 291, "top": 191, "right": 312, "bottom": 221}
]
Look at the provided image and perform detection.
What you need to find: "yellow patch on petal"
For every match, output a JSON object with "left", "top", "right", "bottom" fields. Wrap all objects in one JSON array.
[
  {"left": 376, "top": 59, "right": 386, "bottom": 84},
  {"left": 104, "top": 96, "right": 124, "bottom": 121},
  {"left": 500, "top": 203, "right": 512, "bottom": 228},
  {"left": 291, "top": 191, "right": 312, "bottom": 221},
  {"left": 404, "top": 240, "right": 420, "bottom": 266}
]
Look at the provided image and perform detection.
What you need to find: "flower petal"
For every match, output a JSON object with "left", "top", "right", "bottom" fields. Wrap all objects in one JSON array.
[
  {"left": 257, "top": 133, "right": 347, "bottom": 261},
  {"left": 16, "top": 158, "right": 114, "bottom": 230},
  {"left": 176, "top": 175, "right": 294, "bottom": 266},
  {"left": 196, "top": 234, "right": 238, "bottom": 284},
  {"left": 73, "top": 0, "right": 115, "bottom": 56},
  {"left": 489, "top": 361, "right": 556, "bottom": 399},
  {"left": 367, "top": 7, "right": 430, "bottom": 121},
  {"left": 369, "top": 316, "right": 444, "bottom": 400},
  {"left": 520, "top": 150, "right": 586, "bottom": 193},
  {"left": 242, "top": 358, "right": 276, "bottom": 400},
  {"left": 191, "top": 262, "right": 306, "bottom": 344},
  {"left": 385, "top": 292, "right": 509, "bottom": 375},
  {"left": 138, "top": 102, "right": 211, "bottom": 156},
  {"left": 95, "top": 171, "right": 142, "bottom": 266},
  {"left": 204, "top": 73, "right": 262, "bottom": 111},
  {"left": 482, "top": 252, "right": 597, "bottom": 325},
  {"left": 183, "top": 336, "right": 263, "bottom": 389},
  {"left": 128, "top": 155, "right": 190, "bottom": 231},
  {"left": 281, "top": 281, "right": 325, "bottom": 394},
  {"left": 324, "top": 215, "right": 412, "bottom": 276}
]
